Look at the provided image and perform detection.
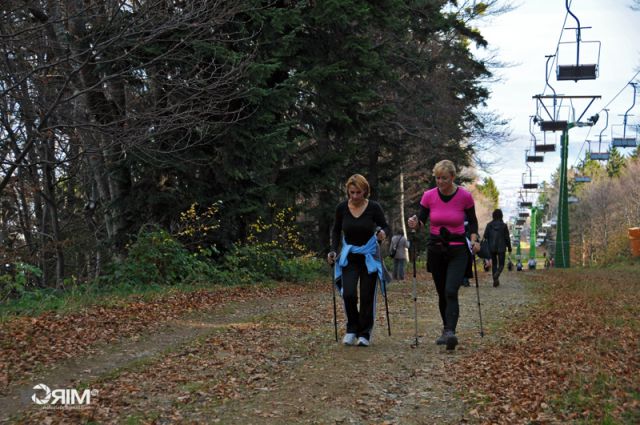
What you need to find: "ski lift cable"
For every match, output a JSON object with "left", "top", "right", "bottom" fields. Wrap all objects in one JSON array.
[
  {"left": 573, "top": 140, "right": 588, "bottom": 169},
  {"left": 598, "top": 70, "right": 640, "bottom": 113},
  {"left": 569, "top": 72, "right": 640, "bottom": 169}
]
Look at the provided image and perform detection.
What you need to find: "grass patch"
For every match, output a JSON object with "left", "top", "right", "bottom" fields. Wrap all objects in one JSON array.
[
  {"left": 0, "top": 280, "right": 215, "bottom": 321},
  {"left": 554, "top": 372, "right": 637, "bottom": 424},
  {"left": 0, "top": 262, "right": 323, "bottom": 321},
  {"left": 124, "top": 412, "right": 161, "bottom": 425}
]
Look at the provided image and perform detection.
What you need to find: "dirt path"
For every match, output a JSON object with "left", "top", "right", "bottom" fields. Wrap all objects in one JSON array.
[{"left": 2, "top": 269, "right": 536, "bottom": 424}]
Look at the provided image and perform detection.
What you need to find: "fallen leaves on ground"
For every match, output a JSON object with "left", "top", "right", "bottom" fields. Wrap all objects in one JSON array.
[
  {"left": 4, "top": 265, "right": 639, "bottom": 424},
  {"left": 12, "top": 292, "right": 332, "bottom": 424},
  {"left": 450, "top": 265, "right": 640, "bottom": 424},
  {"left": 0, "top": 283, "right": 319, "bottom": 389}
]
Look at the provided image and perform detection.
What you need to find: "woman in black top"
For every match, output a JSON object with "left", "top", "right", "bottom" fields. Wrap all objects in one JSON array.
[{"left": 327, "top": 174, "right": 389, "bottom": 347}]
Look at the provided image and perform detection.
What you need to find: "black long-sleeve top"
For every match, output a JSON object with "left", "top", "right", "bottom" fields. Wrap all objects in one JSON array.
[{"left": 330, "top": 200, "right": 390, "bottom": 252}]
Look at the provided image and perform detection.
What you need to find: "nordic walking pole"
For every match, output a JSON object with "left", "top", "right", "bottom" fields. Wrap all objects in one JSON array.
[
  {"left": 411, "top": 229, "right": 419, "bottom": 347},
  {"left": 383, "top": 278, "right": 391, "bottom": 336},
  {"left": 472, "top": 254, "right": 485, "bottom": 337},
  {"left": 375, "top": 227, "right": 391, "bottom": 336},
  {"left": 331, "top": 263, "right": 338, "bottom": 342}
]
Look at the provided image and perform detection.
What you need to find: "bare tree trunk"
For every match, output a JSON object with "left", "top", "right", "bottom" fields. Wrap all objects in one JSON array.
[
  {"left": 40, "top": 138, "right": 65, "bottom": 287},
  {"left": 367, "top": 138, "right": 380, "bottom": 199},
  {"left": 65, "top": 0, "right": 131, "bottom": 256},
  {"left": 399, "top": 169, "right": 407, "bottom": 238}
]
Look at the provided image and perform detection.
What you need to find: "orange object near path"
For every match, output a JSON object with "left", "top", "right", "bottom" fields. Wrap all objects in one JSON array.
[{"left": 629, "top": 227, "right": 640, "bottom": 257}]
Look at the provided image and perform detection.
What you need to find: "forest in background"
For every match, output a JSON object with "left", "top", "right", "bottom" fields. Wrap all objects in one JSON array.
[{"left": 1, "top": 0, "right": 513, "bottom": 294}]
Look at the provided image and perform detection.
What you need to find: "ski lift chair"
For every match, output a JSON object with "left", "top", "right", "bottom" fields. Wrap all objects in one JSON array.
[
  {"left": 556, "top": 1, "right": 600, "bottom": 81},
  {"left": 535, "top": 133, "right": 557, "bottom": 152},
  {"left": 557, "top": 45, "right": 599, "bottom": 81},
  {"left": 522, "top": 167, "right": 539, "bottom": 190},
  {"left": 526, "top": 151, "right": 544, "bottom": 163},
  {"left": 589, "top": 109, "right": 611, "bottom": 160},
  {"left": 529, "top": 116, "right": 556, "bottom": 153},
  {"left": 540, "top": 120, "right": 568, "bottom": 132},
  {"left": 611, "top": 127, "right": 638, "bottom": 148},
  {"left": 611, "top": 83, "right": 638, "bottom": 148}
]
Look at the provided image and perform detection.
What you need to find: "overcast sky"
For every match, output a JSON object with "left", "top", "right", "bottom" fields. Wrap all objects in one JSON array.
[{"left": 474, "top": 0, "right": 640, "bottom": 218}]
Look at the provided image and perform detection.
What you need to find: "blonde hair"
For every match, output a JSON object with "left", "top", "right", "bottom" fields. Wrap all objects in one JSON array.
[
  {"left": 432, "top": 160, "right": 456, "bottom": 177},
  {"left": 345, "top": 174, "right": 370, "bottom": 198}
]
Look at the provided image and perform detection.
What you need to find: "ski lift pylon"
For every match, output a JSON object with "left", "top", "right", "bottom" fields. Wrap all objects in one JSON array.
[{"left": 534, "top": 56, "right": 601, "bottom": 132}]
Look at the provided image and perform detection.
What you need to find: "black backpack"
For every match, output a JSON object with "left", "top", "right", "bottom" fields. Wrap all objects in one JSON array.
[{"left": 489, "top": 222, "right": 503, "bottom": 253}]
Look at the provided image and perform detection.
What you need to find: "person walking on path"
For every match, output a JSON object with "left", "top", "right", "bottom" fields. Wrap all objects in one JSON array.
[
  {"left": 327, "top": 174, "right": 390, "bottom": 347},
  {"left": 390, "top": 231, "right": 410, "bottom": 281},
  {"left": 408, "top": 160, "right": 480, "bottom": 350},
  {"left": 483, "top": 209, "right": 512, "bottom": 287}
]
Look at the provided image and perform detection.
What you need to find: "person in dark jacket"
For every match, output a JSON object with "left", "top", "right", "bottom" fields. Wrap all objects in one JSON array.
[{"left": 483, "top": 209, "right": 512, "bottom": 287}]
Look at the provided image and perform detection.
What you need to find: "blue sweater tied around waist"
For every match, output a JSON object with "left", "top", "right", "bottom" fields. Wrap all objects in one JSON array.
[{"left": 334, "top": 235, "right": 388, "bottom": 295}]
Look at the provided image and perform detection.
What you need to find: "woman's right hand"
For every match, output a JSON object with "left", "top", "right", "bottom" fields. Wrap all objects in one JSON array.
[
  {"left": 407, "top": 215, "right": 419, "bottom": 229},
  {"left": 327, "top": 251, "right": 337, "bottom": 265}
]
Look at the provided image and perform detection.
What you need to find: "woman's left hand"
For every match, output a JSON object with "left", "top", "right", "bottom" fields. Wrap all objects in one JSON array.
[
  {"left": 471, "top": 241, "right": 480, "bottom": 254},
  {"left": 376, "top": 229, "right": 386, "bottom": 242}
]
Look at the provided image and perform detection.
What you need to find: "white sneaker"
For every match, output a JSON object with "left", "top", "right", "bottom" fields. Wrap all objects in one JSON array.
[
  {"left": 357, "top": 336, "right": 370, "bottom": 347},
  {"left": 342, "top": 333, "right": 357, "bottom": 346}
]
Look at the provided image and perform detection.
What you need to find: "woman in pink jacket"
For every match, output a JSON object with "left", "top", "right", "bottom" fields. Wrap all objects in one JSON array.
[{"left": 408, "top": 160, "right": 480, "bottom": 350}]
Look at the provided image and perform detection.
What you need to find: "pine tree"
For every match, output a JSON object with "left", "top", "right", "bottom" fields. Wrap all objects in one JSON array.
[
  {"left": 478, "top": 177, "right": 500, "bottom": 209},
  {"left": 606, "top": 147, "right": 626, "bottom": 177}
]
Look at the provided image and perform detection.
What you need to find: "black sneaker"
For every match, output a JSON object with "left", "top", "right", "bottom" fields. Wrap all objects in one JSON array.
[
  {"left": 493, "top": 278, "right": 500, "bottom": 287},
  {"left": 444, "top": 330, "right": 458, "bottom": 350},
  {"left": 435, "top": 329, "right": 446, "bottom": 345}
]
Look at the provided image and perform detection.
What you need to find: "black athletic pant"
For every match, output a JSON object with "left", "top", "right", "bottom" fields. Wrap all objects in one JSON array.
[
  {"left": 428, "top": 244, "right": 469, "bottom": 333},
  {"left": 341, "top": 253, "right": 378, "bottom": 340},
  {"left": 491, "top": 252, "right": 506, "bottom": 279}
]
